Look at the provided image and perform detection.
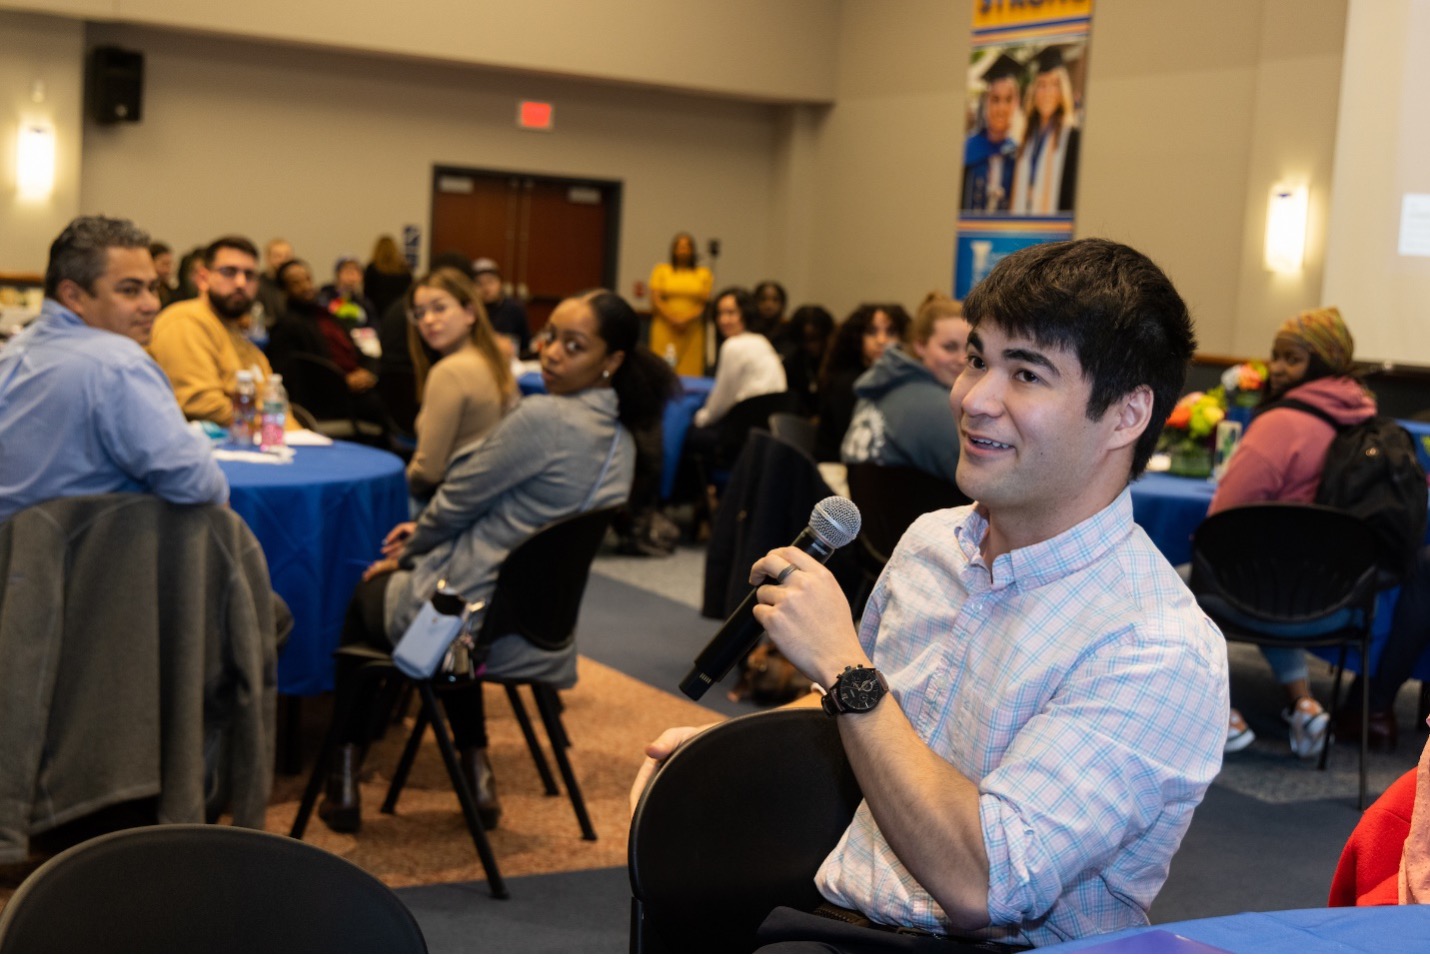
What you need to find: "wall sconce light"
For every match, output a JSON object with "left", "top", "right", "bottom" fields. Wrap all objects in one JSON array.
[
  {"left": 17, "top": 123, "right": 56, "bottom": 200},
  {"left": 1265, "top": 182, "right": 1308, "bottom": 273}
]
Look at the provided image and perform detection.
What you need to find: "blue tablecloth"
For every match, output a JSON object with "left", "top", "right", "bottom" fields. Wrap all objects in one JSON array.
[
  {"left": 517, "top": 371, "right": 714, "bottom": 501},
  {"left": 1032, "top": 904, "right": 1430, "bottom": 953},
  {"left": 221, "top": 441, "right": 408, "bottom": 695}
]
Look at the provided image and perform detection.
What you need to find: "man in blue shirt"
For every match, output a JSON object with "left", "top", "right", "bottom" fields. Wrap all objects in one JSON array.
[{"left": 0, "top": 216, "right": 229, "bottom": 525}]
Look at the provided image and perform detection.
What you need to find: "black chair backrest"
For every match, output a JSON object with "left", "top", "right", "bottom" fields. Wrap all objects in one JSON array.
[
  {"left": 628, "top": 709, "right": 862, "bottom": 953},
  {"left": 479, "top": 506, "right": 621, "bottom": 651},
  {"left": 278, "top": 350, "right": 352, "bottom": 422},
  {"left": 1190, "top": 503, "right": 1380, "bottom": 627},
  {"left": 845, "top": 461, "right": 971, "bottom": 560},
  {"left": 768, "top": 411, "right": 818, "bottom": 459},
  {"left": 715, "top": 391, "right": 803, "bottom": 466},
  {"left": 0, "top": 824, "right": 427, "bottom": 953}
]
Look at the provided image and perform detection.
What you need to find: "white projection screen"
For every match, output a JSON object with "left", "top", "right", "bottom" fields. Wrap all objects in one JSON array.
[{"left": 1322, "top": 0, "right": 1430, "bottom": 366}]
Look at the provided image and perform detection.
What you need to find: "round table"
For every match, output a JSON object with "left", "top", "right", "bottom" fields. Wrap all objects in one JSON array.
[
  {"left": 1031, "top": 904, "right": 1430, "bottom": 953},
  {"left": 220, "top": 441, "right": 408, "bottom": 695}
]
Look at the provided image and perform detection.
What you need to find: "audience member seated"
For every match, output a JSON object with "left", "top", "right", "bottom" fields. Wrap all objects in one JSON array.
[
  {"left": 1330, "top": 730, "right": 1430, "bottom": 906},
  {"left": 317, "top": 290, "right": 678, "bottom": 834},
  {"left": 319, "top": 254, "right": 379, "bottom": 332},
  {"left": 174, "top": 245, "right": 204, "bottom": 302},
  {"left": 0, "top": 215, "right": 228, "bottom": 526},
  {"left": 634, "top": 239, "right": 1225, "bottom": 950},
  {"left": 267, "top": 259, "right": 381, "bottom": 412},
  {"left": 363, "top": 233, "right": 413, "bottom": 319},
  {"left": 148, "top": 235, "right": 293, "bottom": 428},
  {"left": 813, "top": 302, "right": 909, "bottom": 461},
  {"left": 692, "top": 287, "right": 786, "bottom": 430},
  {"left": 473, "top": 257, "right": 531, "bottom": 359},
  {"left": 754, "top": 280, "right": 788, "bottom": 340},
  {"left": 377, "top": 252, "right": 463, "bottom": 436},
  {"left": 1210, "top": 306, "right": 1372, "bottom": 759},
  {"left": 404, "top": 268, "right": 517, "bottom": 501},
  {"left": 149, "top": 240, "right": 178, "bottom": 308},
  {"left": 780, "top": 304, "right": 835, "bottom": 416},
  {"left": 841, "top": 292, "right": 969, "bottom": 485},
  {"left": 255, "top": 237, "right": 293, "bottom": 334}
]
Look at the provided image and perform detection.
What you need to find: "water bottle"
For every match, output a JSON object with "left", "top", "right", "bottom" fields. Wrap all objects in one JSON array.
[
  {"left": 260, "top": 374, "right": 288, "bottom": 451},
  {"left": 233, "top": 370, "right": 258, "bottom": 445}
]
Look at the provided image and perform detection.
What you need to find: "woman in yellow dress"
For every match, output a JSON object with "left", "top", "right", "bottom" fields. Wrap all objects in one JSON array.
[{"left": 648, "top": 232, "right": 713, "bottom": 376}]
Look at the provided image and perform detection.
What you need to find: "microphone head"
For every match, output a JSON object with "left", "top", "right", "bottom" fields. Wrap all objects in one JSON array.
[{"left": 809, "top": 496, "right": 861, "bottom": 549}]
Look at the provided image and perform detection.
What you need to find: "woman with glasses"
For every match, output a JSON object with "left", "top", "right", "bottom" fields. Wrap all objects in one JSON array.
[
  {"left": 404, "top": 268, "right": 516, "bottom": 502},
  {"left": 317, "top": 289, "right": 678, "bottom": 835}
]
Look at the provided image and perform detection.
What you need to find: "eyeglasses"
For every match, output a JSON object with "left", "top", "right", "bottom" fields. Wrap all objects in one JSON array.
[{"left": 214, "top": 266, "right": 259, "bottom": 281}]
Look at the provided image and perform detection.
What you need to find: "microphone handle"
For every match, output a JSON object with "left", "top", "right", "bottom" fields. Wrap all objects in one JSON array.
[{"left": 678, "top": 527, "right": 834, "bottom": 700}]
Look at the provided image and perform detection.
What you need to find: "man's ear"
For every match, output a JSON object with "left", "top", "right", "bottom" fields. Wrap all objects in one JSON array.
[
  {"left": 54, "top": 278, "right": 87, "bottom": 315},
  {"left": 1107, "top": 385, "right": 1154, "bottom": 454},
  {"left": 195, "top": 264, "right": 211, "bottom": 295}
]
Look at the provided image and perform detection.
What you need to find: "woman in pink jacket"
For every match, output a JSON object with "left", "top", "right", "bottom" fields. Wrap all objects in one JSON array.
[{"left": 1210, "top": 307, "right": 1374, "bottom": 759}]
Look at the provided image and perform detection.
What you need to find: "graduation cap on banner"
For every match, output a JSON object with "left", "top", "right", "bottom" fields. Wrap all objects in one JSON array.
[
  {"left": 983, "top": 52, "right": 1023, "bottom": 84},
  {"left": 1033, "top": 45, "right": 1068, "bottom": 74}
]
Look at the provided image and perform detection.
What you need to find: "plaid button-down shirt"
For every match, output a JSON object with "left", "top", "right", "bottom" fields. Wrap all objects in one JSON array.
[{"left": 816, "top": 488, "right": 1228, "bottom": 947}]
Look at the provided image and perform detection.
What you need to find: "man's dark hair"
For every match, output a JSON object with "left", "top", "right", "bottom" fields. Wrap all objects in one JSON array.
[
  {"left": 202, "top": 235, "right": 259, "bottom": 266},
  {"left": 44, "top": 215, "right": 150, "bottom": 298},
  {"left": 961, "top": 238, "right": 1195, "bottom": 478},
  {"left": 148, "top": 241, "right": 171, "bottom": 258}
]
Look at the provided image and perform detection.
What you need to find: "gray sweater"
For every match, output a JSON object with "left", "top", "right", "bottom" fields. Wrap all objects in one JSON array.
[{"left": 385, "top": 388, "right": 633, "bottom": 684}]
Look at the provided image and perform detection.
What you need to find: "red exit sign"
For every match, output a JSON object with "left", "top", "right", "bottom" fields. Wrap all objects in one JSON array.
[{"left": 518, "top": 100, "right": 554, "bottom": 131}]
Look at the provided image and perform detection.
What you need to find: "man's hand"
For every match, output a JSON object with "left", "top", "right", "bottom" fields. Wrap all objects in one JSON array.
[
  {"left": 629, "top": 723, "right": 716, "bottom": 816},
  {"left": 382, "top": 522, "right": 417, "bottom": 558},
  {"left": 346, "top": 368, "right": 378, "bottom": 393},
  {"left": 749, "top": 547, "right": 864, "bottom": 689}
]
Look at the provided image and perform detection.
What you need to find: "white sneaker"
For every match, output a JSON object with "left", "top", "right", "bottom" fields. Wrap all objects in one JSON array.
[
  {"left": 1226, "top": 708, "right": 1255, "bottom": 753},
  {"left": 1285, "top": 698, "right": 1330, "bottom": 759}
]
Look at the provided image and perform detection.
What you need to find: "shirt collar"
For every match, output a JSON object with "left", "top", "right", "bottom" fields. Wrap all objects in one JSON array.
[
  {"left": 40, "top": 298, "right": 85, "bottom": 328},
  {"left": 953, "top": 487, "right": 1135, "bottom": 590}
]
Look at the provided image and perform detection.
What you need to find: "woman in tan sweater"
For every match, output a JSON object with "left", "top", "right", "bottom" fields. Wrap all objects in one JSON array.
[{"left": 405, "top": 268, "right": 516, "bottom": 499}]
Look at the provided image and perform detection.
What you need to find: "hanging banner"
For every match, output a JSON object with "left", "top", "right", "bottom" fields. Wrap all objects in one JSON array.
[{"left": 954, "top": 0, "right": 1094, "bottom": 297}]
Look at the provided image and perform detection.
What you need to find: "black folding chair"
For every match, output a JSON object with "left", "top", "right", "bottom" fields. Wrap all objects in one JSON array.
[
  {"left": 628, "top": 709, "right": 862, "bottom": 953},
  {"left": 845, "top": 461, "right": 970, "bottom": 613},
  {"left": 1190, "top": 503, "right": 1380, "bottom": 809},
  {"left": 291, "top": 506, "right": 621, "bottom": 897},
  {"left": 768, "top": 411, "right": 818, "bottom": 460},
  {"left": 0, "top": 824, "right": 426, "bottom": 953}
]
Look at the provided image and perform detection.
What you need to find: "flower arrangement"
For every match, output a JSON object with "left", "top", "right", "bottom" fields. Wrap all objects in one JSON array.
[{"left": 1158, "top": 361, "right": 1267, "bottom": 477}]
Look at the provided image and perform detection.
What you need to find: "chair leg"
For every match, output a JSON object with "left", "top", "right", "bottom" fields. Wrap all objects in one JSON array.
[
  {"left": 380, "top": 707, "right": 430, "bottom": 815},
  {"left": 1320, "top": 649, "right": 1347, "bottom": 773},
  {"left": 418, "top": 683, "right": 509, "bottom": 899},
  {"left": 291, "top": 664, "right": 377, "bottom": 839},
  {"left": 505, "top": 684, "right": 559, "bottom": 796},
  {"left": 532, "top": 683, "right": 597, "bottom": 841}
]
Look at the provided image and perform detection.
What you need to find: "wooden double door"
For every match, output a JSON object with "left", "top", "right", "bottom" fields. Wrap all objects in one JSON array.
[{"left": 429, "top": 166, "right": 621, "bottom": 334}]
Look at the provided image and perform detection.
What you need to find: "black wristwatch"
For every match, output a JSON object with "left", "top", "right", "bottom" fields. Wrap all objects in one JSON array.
[{"left": 821, "top": 665, "right": 889, "bottom": 717}]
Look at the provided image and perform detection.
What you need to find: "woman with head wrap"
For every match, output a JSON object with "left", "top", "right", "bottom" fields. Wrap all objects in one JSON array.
[{"left": 1210, "top": 306, "right": 1374, "bottom": 760}]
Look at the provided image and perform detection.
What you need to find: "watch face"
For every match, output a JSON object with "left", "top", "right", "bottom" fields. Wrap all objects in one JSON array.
[{"left": 838, "top": 667, "right": 885, "bottom": 712}]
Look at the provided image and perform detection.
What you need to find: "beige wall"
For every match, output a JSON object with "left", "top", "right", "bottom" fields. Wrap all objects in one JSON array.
[
  {"left": 2, "top": 1, "right": 1350, "bottom": 357},
  {"left": 0, "top": 0, "right": 841, "bottom": 104},
  {"left": 0, "top": 10, "right": 84, "bottom": 274},
  {"left": 78, "top": 22, "right": 783, "bottom": 305}
]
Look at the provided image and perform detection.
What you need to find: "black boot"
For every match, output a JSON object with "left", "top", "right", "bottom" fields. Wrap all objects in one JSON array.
[
  {"left": 318, "top": 743, "right": 362, "bottom": 834},
  {"left": 459, "top": 746, "right": 502, "bottom": 831}
]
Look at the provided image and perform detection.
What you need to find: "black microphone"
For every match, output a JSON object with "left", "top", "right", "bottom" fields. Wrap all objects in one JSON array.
[{"left": 680, "top": 495, "right": 861, "bottom": 701}]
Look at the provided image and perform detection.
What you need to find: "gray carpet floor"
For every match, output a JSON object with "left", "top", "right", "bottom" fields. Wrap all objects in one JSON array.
[{"left": 398, "top": 544, "right": 1426, "bottom": 951}]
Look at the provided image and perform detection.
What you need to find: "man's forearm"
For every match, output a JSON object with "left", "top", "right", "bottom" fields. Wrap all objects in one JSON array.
[{"left": 836, "top": 698, "right": 992, "bottom": 930}]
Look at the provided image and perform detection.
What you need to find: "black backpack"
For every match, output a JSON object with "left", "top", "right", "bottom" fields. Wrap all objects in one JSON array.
[{"left": 1270, "top": 398, "right": 1428, "bottom": 582}]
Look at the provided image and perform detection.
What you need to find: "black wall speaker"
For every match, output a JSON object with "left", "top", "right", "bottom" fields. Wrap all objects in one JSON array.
[{"left": 87, "top": 46, "right": 144, "bottom": 124}]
